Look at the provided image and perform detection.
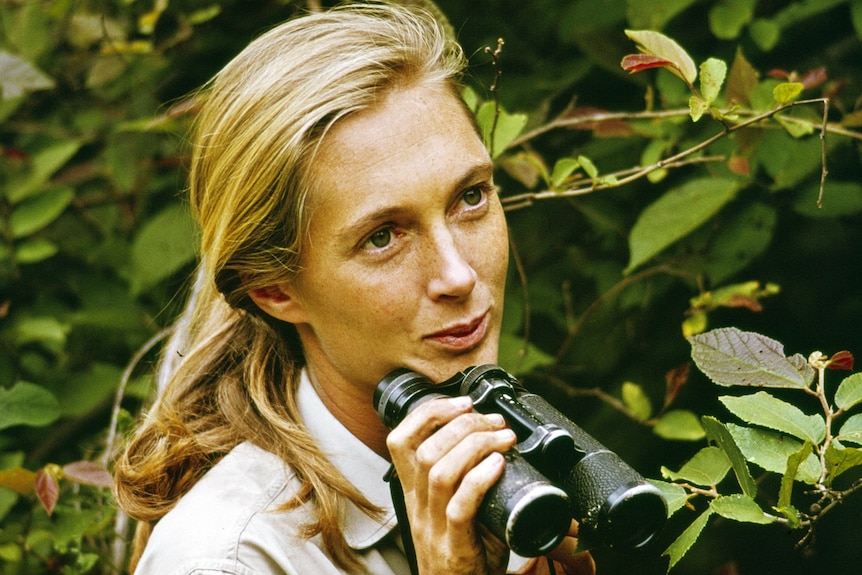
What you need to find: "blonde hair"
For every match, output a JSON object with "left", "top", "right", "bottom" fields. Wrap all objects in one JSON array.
[{"left": 113, "top": 3, "right": 466, "bottom": 571}]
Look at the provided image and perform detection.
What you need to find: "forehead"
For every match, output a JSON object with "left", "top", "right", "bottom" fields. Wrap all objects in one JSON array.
[{"left": 307, "top": 83, "right": 490, "bottom": 207}]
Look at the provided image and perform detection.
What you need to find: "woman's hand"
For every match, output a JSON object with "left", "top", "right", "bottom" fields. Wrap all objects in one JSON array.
[{"left": 387, "top": 396, "right": 518, "bottom": 575}]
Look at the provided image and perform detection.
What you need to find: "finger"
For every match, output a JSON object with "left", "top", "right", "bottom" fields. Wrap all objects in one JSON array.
[
  {"left": 414, "top": 411, "right": 508, "bottom": 470},
  {"left": 386, "top": 396, "right": 473, "bottom": 456},
  {"left": 443, "top": 450, "right": 507, "bottom": 527}
]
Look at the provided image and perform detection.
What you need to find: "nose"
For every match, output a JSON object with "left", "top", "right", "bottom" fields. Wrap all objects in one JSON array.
[{"left": 426, "top": 225, "right": 477, "bottom": 300}]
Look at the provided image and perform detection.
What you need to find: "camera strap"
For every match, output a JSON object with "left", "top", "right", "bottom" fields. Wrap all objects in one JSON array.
[{"left": 384, "top": 465, "right": 420, "bottom": 575}]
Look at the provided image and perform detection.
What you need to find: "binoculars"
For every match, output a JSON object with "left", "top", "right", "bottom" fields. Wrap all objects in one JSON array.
[{"left": 374, "top": 364, "right": 667, "bottom": 557}]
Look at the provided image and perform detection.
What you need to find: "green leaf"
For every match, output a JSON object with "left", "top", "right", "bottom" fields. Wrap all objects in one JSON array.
[
  {"left": 726, "top": 423, "right": 820, "bottom": 484},
  {"left": 699, "top": 58, "right": 727, "bottom": 104},
  {"left": 654, "top": 410, "right": 706, "bottom": 441},
  {"left": 550, "top": 157, "right": 581, "bottom": 188},
  {"left": 648, "top": 480, "right": 689, "bottom": 518},
  {"left": 622, "top": 382, "right": 652, "bottom": 421},
  {"left": 835, "top": 372, "right": 862, "bottom": 411},
  {"left": 577, "top": 155, "right": 599, "bottom": 180},
  {"left": 709, "top": 0, "right": 756, "bottom": 39},
  {"left": 15, "top": 237, "right": 58, "bottom": 263},
  {"left": 710, "top": 493, "right": 774, "bottom": 524},
  {"left": 749, "top": 18, "right": 780, "bottom": 51},
  {"left": 688, "top": 327, "right": 815, "bottom": 389},
  {"left": 14, "top": 316, "right": 70, "bottom": 351},
  {"left": 0, "top": 50, "right": 54, "bottom": 100},
  {"left": 0, "top": 382, "right": 61, "bottom": 430},
  {"left": 475, "top": 101, "right": 528, "bottom": 159},
  {"left": 720, "top": 392, "right": 826, "bottom": 444},
  {"left": 773, "top": 82, "right": 804, "bottom": 105},
  {"left": 702, "top": 416, "right": 757, "bottom": 497},
  {"left": 688, "top": 95, "right": 709, "bottom": 122},
  {"left": 725, "top": 48, "right": 760, "bottom": 107},
  {"left": 624, "top": 29, "right": 697, "bottom": 84},
  {"left": 626, "top": 178, "right": 739, "bottom": 272},
  {"left": 9, "top": 186, "right": 74, "bottom": 238},
  {"left": 497, "top": 333, "right": 554, "bottom": 375},
  {"left": 837, "top": 413, "right": 862, "bottom": 445},
  {"left": 661, "top": 446, "right": 730, "bottom": 486},
  {"left": 824, "top": 444, "right": 862, "bottom": 484},
  {"left": 662, "top": 507, "right": 712, "bottom": 571},
  {"left": 130, "top": 203, "right": 197, "bottom": 295},
  {"left": 778, "top": 441, "right": 813, "bottom": 507},
  {"left": 695, "top": 202, "right": 777, "bottom": 285},
  {"left": 5, "top": 140, "right": 82, "bottom": 204}
]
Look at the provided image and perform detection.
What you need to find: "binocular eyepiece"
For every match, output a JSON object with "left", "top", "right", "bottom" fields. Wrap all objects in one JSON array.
[{"left": 374, "top": 364, "right": 667, "bottom": 558}]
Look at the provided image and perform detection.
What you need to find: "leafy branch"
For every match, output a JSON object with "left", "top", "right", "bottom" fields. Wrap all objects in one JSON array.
[{"left": 651, "top": 327, "right": 862, "bottom": 572}]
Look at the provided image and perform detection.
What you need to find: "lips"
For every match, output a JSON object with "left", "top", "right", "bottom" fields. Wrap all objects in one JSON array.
[{"left": 425, "top": 312, "right": 489, "bottom": 352}]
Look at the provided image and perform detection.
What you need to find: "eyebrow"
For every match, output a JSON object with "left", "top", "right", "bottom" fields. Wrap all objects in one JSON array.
[{"left": 335, "top": 160, "right": 495, "bottom": 246}]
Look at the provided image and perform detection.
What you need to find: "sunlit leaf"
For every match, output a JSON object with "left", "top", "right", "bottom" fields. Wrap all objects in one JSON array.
[
  {"left": 699, "top": 58, "right": 727, "bottom": 103},
  {"left": 550, "top": 157, "right": 581, "bottom": 188},
  {"left": 689, "top": 95, "right": 709, "bottom": 122},
  {"left": 648, "top": 480, "right": 690, "bottom": 518},
  {"left": 720, "top": 392, "right": 826, "bottom": 444},
  {"left": 627, "top": 178, "right": 740, "bottom": 273},
  {"left": 726, "top": 423, "right": 820, "bottom": 484},
  {"left": 622, "top": 382, "right": 652, "bottom": 421},
  {"left": 661, "top": 446, "right": 730, "bottom": 486},
  {"left": 773, "top": 82, "right": 804, "bottom": 105},
  {"left": 0, "top": 51, "right": 55, "bottom": 100},
  {"left": 624, "top": 29, "right": 697, "bottom": 84},
  {"left": 688, "top": 327, "right": 815, "bottom": 388},
  {"left": 837, "top": 414, "right": 862, "bottom": 445},
  {"left": 654, "top": 410, "right": 706, "bottom": 441},
  {"left": 835, "top": 373, "right": 862, "bottom": 410},
  {"left": 702, "top": 416, "right": 757, "bottom": 497},
  {"left": 475, "top": 101, "right": 528, "bottom": 159},
  {"left": 710, "top": 494, "right": 774, "bottom": 524},
  {"left": 0, "top": 382, "right": 61, "bottom": 430},
  {"left": 662, "top": 507, "right": 712, "bottom": 571}
]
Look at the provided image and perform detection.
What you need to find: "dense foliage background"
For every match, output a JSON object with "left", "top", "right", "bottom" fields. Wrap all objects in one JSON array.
[{"left": 1, "top": 0, "right": 860, "bottom": 574}]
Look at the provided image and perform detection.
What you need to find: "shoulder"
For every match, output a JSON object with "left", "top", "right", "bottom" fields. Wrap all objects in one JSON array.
[{"left": 134, "top": 442, "right": 310, "bottom": 574}]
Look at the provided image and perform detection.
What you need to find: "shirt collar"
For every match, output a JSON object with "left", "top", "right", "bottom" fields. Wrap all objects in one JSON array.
[{"left": 296, "top": 369, "right": 398, "bottom": 550}]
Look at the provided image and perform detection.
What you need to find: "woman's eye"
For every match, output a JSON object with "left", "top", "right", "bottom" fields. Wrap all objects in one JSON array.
[
  {"left": 461, "top": 186, "right": 485, "bottom": 206},
  {"left": 366, "top": 228, "right": 392, "bottom": 249}
]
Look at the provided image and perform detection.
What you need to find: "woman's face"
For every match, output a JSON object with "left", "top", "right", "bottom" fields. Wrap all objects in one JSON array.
[{"left": 259, "top": 82, "right": 509, "bottom": 393}]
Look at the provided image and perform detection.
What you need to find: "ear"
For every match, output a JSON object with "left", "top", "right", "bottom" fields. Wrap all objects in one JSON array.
[{"left": 247, "top": 283, "right": 308, "bottom": 324}]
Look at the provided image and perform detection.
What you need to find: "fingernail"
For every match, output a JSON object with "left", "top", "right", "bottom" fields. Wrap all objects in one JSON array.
[
  {"left": 485, "top": 413, "right": 506, "bottom": 427},
  {"left": 451, "top": 396, "right": 473, "bottom": 410}
]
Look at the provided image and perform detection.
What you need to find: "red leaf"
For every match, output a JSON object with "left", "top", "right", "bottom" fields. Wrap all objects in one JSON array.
[
  {"left": 63, "top": 460, "right": 113, "bottom": 488},
  {"left": 727, "top": 155, "right": 751, "bottom": 176},
  {"left": 35, "top": 469, "right": 59, "bottom": 515},
  {"left": 621, "top": 54, "right": 677, "bottom": 75},
  {"left": 663, "top": 363, "right": 691, "bottom": 409},
  {"left": 767, "top": 68, "right": 790, "bottom": 80},
  {"left": 827, "top": 350, "right": 854, "bottom": 371},
  {"left": 799, "top": 67, "right": 827, "bottom": 90}
]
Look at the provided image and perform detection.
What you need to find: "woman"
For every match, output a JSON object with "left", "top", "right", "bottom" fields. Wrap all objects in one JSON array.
[{"left": 114, "top": 3, "right": 595, "bottom": 574}]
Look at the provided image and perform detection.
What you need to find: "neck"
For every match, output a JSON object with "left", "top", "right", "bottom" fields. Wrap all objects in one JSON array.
[{"left": 304, "top": 360, "right": 392, "bottom": 460}]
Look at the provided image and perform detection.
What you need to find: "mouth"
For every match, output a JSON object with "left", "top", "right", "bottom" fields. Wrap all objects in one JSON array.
[{"left": 424, "top": 312, "right": 489, "bottom": 352}]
